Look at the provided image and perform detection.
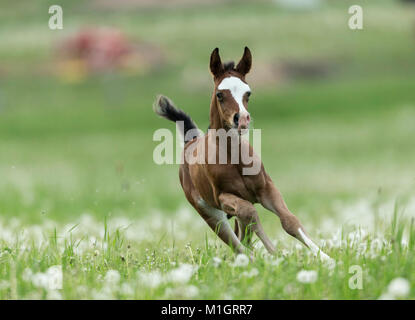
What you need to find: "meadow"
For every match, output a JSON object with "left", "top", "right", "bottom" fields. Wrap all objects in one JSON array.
[{"left": 0, "top": 0, "right": 414, "bottom": 299}]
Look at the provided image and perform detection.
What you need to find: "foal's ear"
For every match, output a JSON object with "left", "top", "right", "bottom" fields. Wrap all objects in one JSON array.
[
  {"left": 210, "top": 48, "right": 224, "bottom": 78},
  {"left": 236, "top": 46, "right": 252, "bottom": 76}
]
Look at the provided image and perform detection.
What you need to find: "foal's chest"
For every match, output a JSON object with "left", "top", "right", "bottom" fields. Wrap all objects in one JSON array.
[{"left": 190, "top": 163, "right": 257, "bottom": 207}]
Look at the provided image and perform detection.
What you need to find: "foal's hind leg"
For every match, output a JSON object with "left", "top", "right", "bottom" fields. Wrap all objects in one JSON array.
[
  {"left": 196, "top": 199, "right": 246, "bottom": 254},
  {"left": 235, "top": 218, "right": 254, "bottom": 247},
  {"left": 218, "top": 193, "right": 276, "bottom": 254},
  {"left": 179, "top": 166, "right": 246, "bottom": 254},
  {"left": 259, "top": 178, "right": 331, "bottom": 261}
]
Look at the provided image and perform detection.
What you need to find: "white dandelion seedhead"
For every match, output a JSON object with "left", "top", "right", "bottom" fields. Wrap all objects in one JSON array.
[
  {"left": 387, "top": 278, "right": 410, "bottom": 298},
  {"left": 104, "top": 270, "right": 121, "bottom": 286},
  {"left": 31, "top": 265, "right": 63, "bottom": 291},
  {"left": 167, "top": 264, "right": 198, "bottom": 284},
  {"left": 378, "top": 277, "right": 411, "bottom": 300},
  {"left": 212, "top": 257, "right": 222, "bottom": 267},
  {"left": 241, "top": 268, "right": 259, "bottom": 278},
  {"left": 138, "top": 271, "right": 164, "bottom": 288},
  {"left": 231, "top": 254, "right": 249, "bottom": 267},
  {"left": 296, "top": 270, "right": 318, "bottom": 284}
]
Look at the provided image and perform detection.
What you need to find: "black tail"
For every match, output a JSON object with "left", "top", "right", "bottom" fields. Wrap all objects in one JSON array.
[{"left": 153, "top": 95, "right": 200, "bottom": 143}]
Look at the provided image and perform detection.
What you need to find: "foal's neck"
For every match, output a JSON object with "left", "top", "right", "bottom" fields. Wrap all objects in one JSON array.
[
  {"left": 208, "top": 94, "right": 242, "bottom": 157},
  {"left": 209, "top": 94, "right": 222, "bottom": 130}
]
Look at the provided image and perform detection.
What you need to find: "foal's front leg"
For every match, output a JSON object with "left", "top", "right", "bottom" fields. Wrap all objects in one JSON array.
[
  {"left": 218, "top": 193, "right": 276, "bottom": 254},
  {"left": 259, "top": 178, "right": 332, "bottom": 261}
]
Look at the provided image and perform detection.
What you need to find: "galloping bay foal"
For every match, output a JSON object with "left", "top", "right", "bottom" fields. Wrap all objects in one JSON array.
[{"left": 154, "top": 47, "right": 331, "bottom": 261}]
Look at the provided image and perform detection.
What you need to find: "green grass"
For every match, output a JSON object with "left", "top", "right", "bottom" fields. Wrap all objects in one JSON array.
[
  {"left": 0, "top": 0, "right": 414, "bottom": 299},
  {"left": 0, "top": 202, "right": 414, "bottom": 299}
]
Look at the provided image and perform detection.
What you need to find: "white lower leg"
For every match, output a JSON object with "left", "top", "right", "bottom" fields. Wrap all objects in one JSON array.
[{"left": 298, "top": 228, "right": 333, "bottom": 262}]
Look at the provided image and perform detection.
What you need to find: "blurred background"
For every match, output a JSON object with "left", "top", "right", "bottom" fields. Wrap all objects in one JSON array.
[{"left": 0, "top": 0, "right": 414, "bottom": 234}]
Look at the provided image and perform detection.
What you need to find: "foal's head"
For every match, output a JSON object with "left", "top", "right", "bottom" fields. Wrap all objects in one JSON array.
[{"left": 209, "top": 47, "right": 252, "bottom": 133}]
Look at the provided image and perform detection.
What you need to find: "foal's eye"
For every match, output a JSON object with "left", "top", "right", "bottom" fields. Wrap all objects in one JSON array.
[
  {"left": 216, "top": 92, "right": 224, "bottom": 101},
  {"left": 246, "top": 91, "right": 251, "bottom": 101}
]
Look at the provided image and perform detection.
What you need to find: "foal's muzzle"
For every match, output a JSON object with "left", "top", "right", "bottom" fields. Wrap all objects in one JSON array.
[{"left": 234, "top": 112, "right": 250, "bottom": 131}]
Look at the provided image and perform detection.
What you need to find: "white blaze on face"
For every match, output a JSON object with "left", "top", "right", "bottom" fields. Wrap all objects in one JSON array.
[{"left": 217, "top": 76, "right": 251, "bottom": 116}]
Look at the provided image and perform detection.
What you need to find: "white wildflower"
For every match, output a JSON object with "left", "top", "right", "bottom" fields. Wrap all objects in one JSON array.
[
  {"left": 296, "top": 270, "right": 318, "bottom": 284},
  {"left": 183, "top": 285, "right": 199, "bottom": 298},
  {"left": 32, "top": 273, "right": 49, "bottom": 289},
  {"left": 322, "top": 258, "right": 336, "bottom": 271},
  {"left": 212, "top": 257, "right": 222, "bottom": 267},
  {"left": 167, "top": 264, "right": 198, "bottom": 284},
  {"left": 138, "top": 271, "right": 163, "bottom": 288},
  {"left": 104, "top": 270, "right": 121, "bottom": 286},
  {"left": 120, "top": 283, "right": 134, "bottom": 296},
  {"left": 378, "top": 293, "right": 395, "bottom": 300},
  {"left": 241, "top": 268, "right": 259, "bottom": 278},
  {"left": 46, "top": 265, "right": 63, "bottom": 290},
  {"left": 231, "top": 254, "right": 249, "bottom": 267},
  {"left": 91, "top": 286, "right": 114, "bottom": 300},
  {"left": 32, "top": 265, "right": 63, "bottom": 290},
  {"left": 387, "top": 278, "right": 410, "bottom": 298}
]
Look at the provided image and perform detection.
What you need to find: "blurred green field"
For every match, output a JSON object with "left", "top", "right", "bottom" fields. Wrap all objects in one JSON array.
[{"left": 0, "top": 0, "right": 414, "bottom": 299}]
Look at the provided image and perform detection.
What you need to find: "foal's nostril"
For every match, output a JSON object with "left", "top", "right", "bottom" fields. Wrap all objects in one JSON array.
[{"left": 233, "top": 113, "right": 240, "bottom": 125}]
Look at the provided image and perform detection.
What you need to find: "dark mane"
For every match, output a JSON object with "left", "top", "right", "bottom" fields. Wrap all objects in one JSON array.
[{"left": 223, "top": 61, "right": 235, "bottom": 71}]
